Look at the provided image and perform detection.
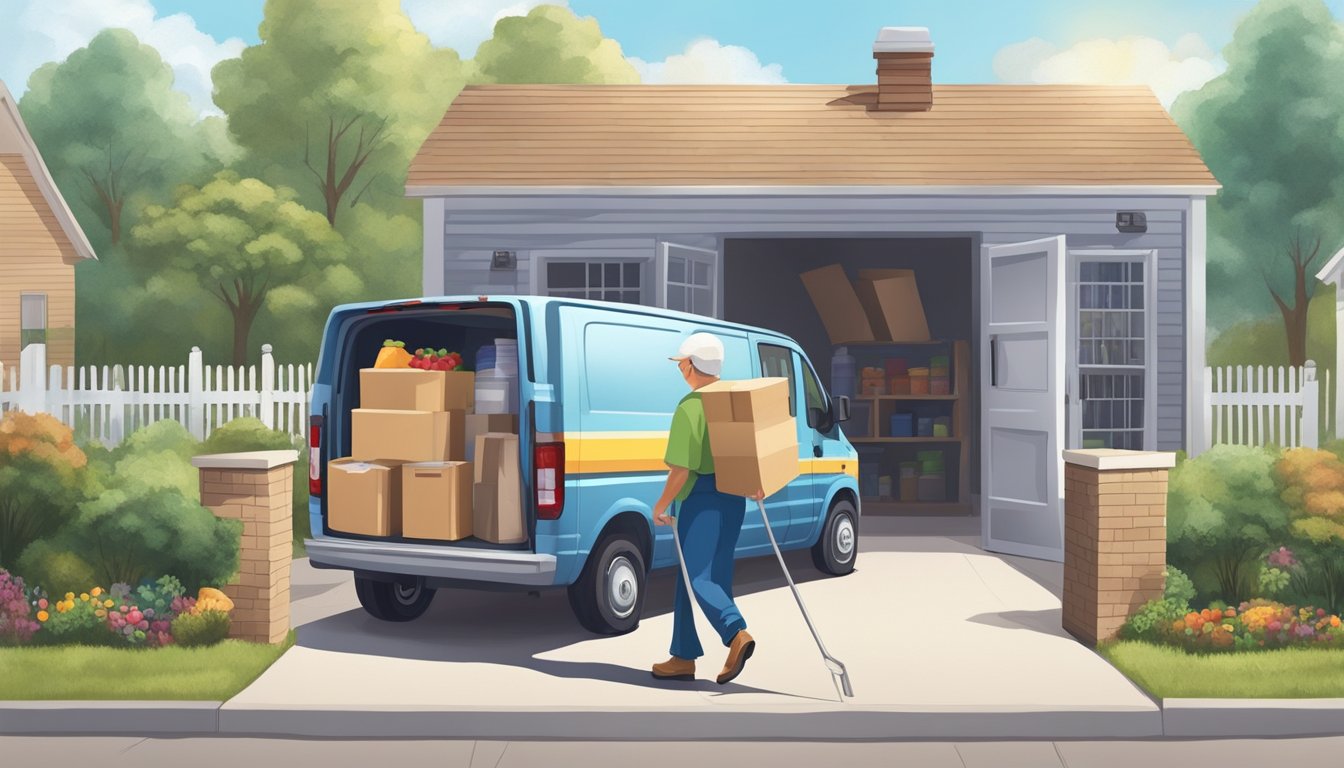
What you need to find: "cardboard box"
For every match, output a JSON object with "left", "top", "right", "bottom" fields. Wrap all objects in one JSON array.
[
  {"left": 352, "top": 409, "right": 465, "bottom": 462},
  {"left": 799, "top": 264, "right": 876, "bottom": 344},
  {"left": 698, "top": 377, "right": 791, "bottom": 425},
  {"left": 473, "top": 433, "right": 525, "bottom": 544},
  {"left": 706, "top": 418, "right": 798, "bottom": 460},
  {"left": 714, "top": 445, "right": 800, "bottom": 498},
  {"left": 327, "top": 458, "right": 403, "bottom": 537},
  {"left": 465, "top": 413, "right": 519, "bottom": 461},
  {"left": 359, "top": 369, "right": 476, "bottom": 412},
  {"left": 854, "top": 268, "right": 931, "bottom": 342},
  {"left": 401, "top": 461, "right": 473, "bottom": 541}
]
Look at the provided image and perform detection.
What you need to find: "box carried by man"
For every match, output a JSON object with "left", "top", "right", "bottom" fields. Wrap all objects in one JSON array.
[{"left": 697, "top": 377, "right": 800, "bottom": 498}]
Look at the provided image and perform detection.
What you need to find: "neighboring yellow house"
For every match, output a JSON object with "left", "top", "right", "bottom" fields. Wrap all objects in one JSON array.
[{"left": 0, "top": 79, "right": 96, "bottom": 370}]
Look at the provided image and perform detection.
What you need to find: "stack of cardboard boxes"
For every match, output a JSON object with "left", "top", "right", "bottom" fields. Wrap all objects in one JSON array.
[
  {"left": 327, "top": 364, "right": 524, "bottom": 544},
  {"left": 799, "top": 264, "right": 930, "bottom": 344},
  {"left": 699, "top": 378, "right": 800, "bottom": 498}
]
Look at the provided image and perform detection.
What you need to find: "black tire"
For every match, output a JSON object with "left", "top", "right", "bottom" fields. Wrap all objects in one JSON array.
[
  {"left": 567, "top": 534, "right": 647, "bottom": 635},
  {"left": 354, "top": 575, "right": 436, "bottom": 622},
  {"left": 811, "top": 499, "right": 858, "bottom": 576}
]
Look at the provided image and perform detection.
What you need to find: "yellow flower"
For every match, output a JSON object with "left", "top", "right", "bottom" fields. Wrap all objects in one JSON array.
[
  {"left": 64, "top": 592, "right": 74, "bottom": 600},
  {"left": 36, "top": 610, "right": 48, "bottom": 622},
  {"left": 1332, "top": 616, "right": 1342, "bottom": 628},
  {"left": 104, "top": 599, "right": 114, "bottom": 608},
  {"left": 80, "top": 593, "right": 89, "bottom": 602},
  {"left": 95, "top": 609, "right": 106, "bottom": 618},
  {"left": 1222, "top": 624, "right": 1234, "bottom": 632},
  {"left": 90, "top": 587, "right": 102, "bottom": 597}
]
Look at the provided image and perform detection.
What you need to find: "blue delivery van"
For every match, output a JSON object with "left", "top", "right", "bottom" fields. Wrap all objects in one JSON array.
[{"left": 304, "top": 295, "right": 860, "bottom": 635}]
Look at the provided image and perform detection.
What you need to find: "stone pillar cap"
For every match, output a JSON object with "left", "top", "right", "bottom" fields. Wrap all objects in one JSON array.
[
  {"left": 191, "top": 450, "right": 300, "bottom": 470},
  {"left": 1063, "top": 449, "right": 1176, "bottom": 471}
]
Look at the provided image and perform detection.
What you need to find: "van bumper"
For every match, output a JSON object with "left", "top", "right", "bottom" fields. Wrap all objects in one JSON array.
[{"left": 305, "top": 538, "right": 557, "bottom": 587}]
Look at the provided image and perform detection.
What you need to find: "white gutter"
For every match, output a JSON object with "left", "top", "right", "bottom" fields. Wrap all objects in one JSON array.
[{"left": 406, "top": 184, "right": 1221, "bottom": 199}]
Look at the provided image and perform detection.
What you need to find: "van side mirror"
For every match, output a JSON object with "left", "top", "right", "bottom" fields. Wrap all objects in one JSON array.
[{"left": 833, "top": 396, "right": 851, "bottom": 423}]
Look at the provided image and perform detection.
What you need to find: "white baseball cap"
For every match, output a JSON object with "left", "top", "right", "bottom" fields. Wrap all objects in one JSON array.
[{"left": 669, "top": 332, "right": 724, "bottom": 376}]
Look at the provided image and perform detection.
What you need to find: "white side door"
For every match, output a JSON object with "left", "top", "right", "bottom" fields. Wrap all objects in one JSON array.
[
  {"left": 658, "top": 242, "right": 718, "bottom": 318},
  {"left": 980, "top": 236, "right": 1066, "bottom": 562}
]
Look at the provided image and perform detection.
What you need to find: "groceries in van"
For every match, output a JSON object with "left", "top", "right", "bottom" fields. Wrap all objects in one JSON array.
[
  {"left": 352, "top": 409, "right": 465, "bottom": 462},
  {"left": 328, "top": 458, "right": 404, "bottom": 536},
  {"left": 410, "top": 348, "right": 464, "bottom": 371},
  {"left": 474, "top": 433, "right": 525, "bottom": 543},
  {"left": 402, "top": 461, "right": 473, "bottom": 541},
  {"left": 698, "top": 377, "right": 800, "bottom": 498},
  {"left": 374, "top": 339, "right": 413, "bottom": 368},
  {"left": 474, "top": 338, "right": 519, "bottom": 415},
  {"left": 465, "top": 413, "right": 518, "bottom": 461}
]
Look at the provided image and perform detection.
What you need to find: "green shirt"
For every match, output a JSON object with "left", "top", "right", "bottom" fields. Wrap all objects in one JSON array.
[{"left": 665, "top": 391, "right": 716, "bottom": 502}]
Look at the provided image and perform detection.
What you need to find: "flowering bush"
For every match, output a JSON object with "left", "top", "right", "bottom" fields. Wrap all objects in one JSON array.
[
  {"left": 22, "top": 575, "right": 234, "bottom": 648},
  {"left": 1124, "top": 597, "right": 1344, "bottom": 653},
  {"left": 39, "top": 587, "right": 115, "bottom": 646},
  {"left": 0, "top": 570, "right": 39, "bottom": 645}
]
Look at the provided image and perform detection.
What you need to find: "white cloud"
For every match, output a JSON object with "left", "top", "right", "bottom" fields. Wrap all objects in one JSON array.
[
  {"left": 993, "top": 34, "right": 1223, "bottom": 107},
  {"left": 1, "top": 0, "right": 244, "bottom": 117},
  {"left": 629, "top": 38, "right": 786, "bottom": 84},
  {"left": 401, "top": 0, "right": 564, "bottom": 57}
]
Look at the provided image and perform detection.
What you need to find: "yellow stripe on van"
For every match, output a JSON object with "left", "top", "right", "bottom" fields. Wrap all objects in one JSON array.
[{"left": 559, "top": 432, "right": 856, "bottom": 478}]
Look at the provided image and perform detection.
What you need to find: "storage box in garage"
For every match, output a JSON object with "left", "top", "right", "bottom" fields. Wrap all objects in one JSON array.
[
  {"left": 359, "top": 368, "right": 476, "bottom": 412},
  {"left": 854, "top": 268, "right": 931, "bottom": 342},
  {"left": 698, "top": 378, "right": 800, "bottom": 498},
  {"left": 473, "top": 433, "right": 525, "bottom": 544},
  {"left": 799, "top": 264, "right": 876, "bottom": 344},
  {"left": 465, "top": 413, "right": 519, "bottom": 461},
  {"left": 401, "top": 461, "right": 473, "bottom": 541},
  {"left": 327, "top": 458, "right": 404, "bottom": 537},
  {"left": 352, "top": 408, "right": 465, "bottom": 462}
]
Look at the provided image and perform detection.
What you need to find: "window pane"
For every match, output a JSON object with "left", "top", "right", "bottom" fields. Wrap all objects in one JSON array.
[
  {"left": 1128, "top": 340, "right": 1144, "bottom": 365},
  {"left": 1106, "top": 312, "right": 1127, "bottom": 338},
  {"left": 757, "top": 344, "right": 797, "bottom": 416},
  {"left": 1131, "top": 262, "right": 1143, "bottom": 282},
  {"left": 621, "top": 290, "right": 641, "bottom": 305},
  {"left": 1100, "top": 262, "right": 1124, "bottom": 282},
  {"left": 1080, "top": 262, "right": 1098, "bottom": 282},
  {"left": 1130, "top": 285, "right": 1145, "bottom": 309},
  {"left": 605, "top": 263, "right": 620, "bottom": 286},
  {"left": 693, "top": 261, "right": 710, "bottom": 286},
  {"left": 548, "top": 262, "right": 586, "bottom": 290},
  {"left": 20, "top": 294, "right": 46, "bottom": 330},
  {"left": 691, "top": 287, "right": 710, "bottom": 316},
  {"left": 668, "top": 285, "right": 688, "bottom": 311},
  {"left": 1131, "top": 312, "right": 1144, "bottom": 338},
  {"left": 624, "top": 262, "right": 640, "bottom": 287},
  {"left": 799, "top": 354, "right": 827, "bottom": 414},
  {"left": 588, "top": 263, "right": 602, "bottom": 286},
  {"left": 1110, "top": 285, "right": 1126, "bottom": 309},
  {"left": 603, "top": 290, "right": 621, "bottom": 303},
  {"left": 668, "top": 254, "right": 686, "bottom": 283}
]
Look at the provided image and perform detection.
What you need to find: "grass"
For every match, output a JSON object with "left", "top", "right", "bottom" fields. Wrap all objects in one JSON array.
[
  {"left": 0, "top": 631, "right": 295, "bottom": 700},
  {"left": 1100, "top": 640, "right": 1344, "bottom": 698}
]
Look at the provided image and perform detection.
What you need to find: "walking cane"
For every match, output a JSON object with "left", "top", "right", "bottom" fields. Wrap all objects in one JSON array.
[{"left": 756, "top": 496, "right": 854, "bottom": 700}]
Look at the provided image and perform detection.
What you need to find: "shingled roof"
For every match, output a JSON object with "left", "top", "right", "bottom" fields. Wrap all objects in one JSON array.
[{"left": 407, "top": 83, "right": 1218, "bottom": 193}]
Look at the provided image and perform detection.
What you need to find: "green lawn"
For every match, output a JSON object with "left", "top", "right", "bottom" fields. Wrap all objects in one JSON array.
[
  {"left": 1100, "top": 641, "right": 1344, "bottom": 698},
  {"left": 0, "top": 632, "right": 294, "bottom": 700}
]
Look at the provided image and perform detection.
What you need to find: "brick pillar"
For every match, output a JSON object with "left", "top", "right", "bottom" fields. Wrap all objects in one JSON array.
[
  {"left": 190, "top": 450, "right": 297, "bottom": 644},
  {"left": 1062, "top": 449, "right": 1175, "bottom": 646}
]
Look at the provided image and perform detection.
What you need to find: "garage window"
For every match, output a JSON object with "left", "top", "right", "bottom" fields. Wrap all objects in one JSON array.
[
  {"left": 546, "top": 260, "right": 641, "bottom": 304},
  {"left": 20, "top": 293, "right": 46, "bottom": 348},
  {"left": 1072, "top": 258, "right": 1154, "bottom": 450}
]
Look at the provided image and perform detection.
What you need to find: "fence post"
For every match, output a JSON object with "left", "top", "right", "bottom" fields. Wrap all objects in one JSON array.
[
  {"left": 260, "top": 344, "right": 275, "bottom": 429},
  {"left": 1198, "top": 366, "right": 1212, "bottom": 456},
  {"left": 16, "top": 343, "right": 47, "bottom": 414},
  {"left": 1302, "top": 360, "right": 1320, "bottom": 449},
  {"left": 187, "top": 346, "right": 205, "bottom": 440}
]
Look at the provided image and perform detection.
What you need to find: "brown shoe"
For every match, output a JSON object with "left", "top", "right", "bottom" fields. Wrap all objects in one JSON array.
[
  {"left": 651, "top": 656, "right": 695, "bottom": 681},
  {"left": 717, "top": 630, "right": 755, "bottom": 685}
]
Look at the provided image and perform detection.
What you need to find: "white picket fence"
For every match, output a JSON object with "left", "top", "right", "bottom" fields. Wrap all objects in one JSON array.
[
  {"left": 1199, "top": 360, "right": 1330, "bottom": 452},
  {"left": 0, "top": 343, "right": 312, "bottom": 446}
]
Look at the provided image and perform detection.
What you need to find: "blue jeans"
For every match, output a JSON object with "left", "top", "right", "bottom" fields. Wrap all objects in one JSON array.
[{"left": 670, "top": 473, "right": 748, "bottom": 660}]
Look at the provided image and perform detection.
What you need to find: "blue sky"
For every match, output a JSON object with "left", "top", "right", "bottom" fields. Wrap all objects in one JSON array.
[{"left": 8, "top": 0, "right": 1344, "bottom": 116}]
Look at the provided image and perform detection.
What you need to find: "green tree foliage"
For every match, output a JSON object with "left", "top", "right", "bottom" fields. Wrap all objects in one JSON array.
[
  {"left": 1167, "top": 445, "right": 1292, "bottom": 601},
  {"left": 1173, "top": 0, "right": 1344, "bottom": 348},
  {"left": 472, "top": 5, "right": 639, "bottom": 85},
  {"left": 199, "top": 417, "right": 310, "bottom": 542},
  {"left": 129, "top": 173, "right": 356, "bottom": 366},
  {"left": 0, "top": 413, "right": 90, "bottom": 568},
  {"left": 212, "top": 0, "right": 465, "bottom": 227}
]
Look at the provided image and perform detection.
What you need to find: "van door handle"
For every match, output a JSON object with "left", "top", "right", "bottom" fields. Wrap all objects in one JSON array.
[{"left": 813, "top": 445, "right": 822, "bottom": 458}]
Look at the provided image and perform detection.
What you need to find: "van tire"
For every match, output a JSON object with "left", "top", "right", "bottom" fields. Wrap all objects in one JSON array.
[
  {"left": 811, "top": 499, "right": 858, "bottom": 576},
  {"left": 568, "top": 534, "right": 646, "bottom": 635},
  {"left": 354, "top": 575, "right": 435, "bottom": 622}
]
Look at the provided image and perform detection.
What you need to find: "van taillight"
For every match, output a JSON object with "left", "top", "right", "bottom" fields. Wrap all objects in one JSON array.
[
  {"left": 309, "top": 419, "right": 322, "bottom": 496},
  {"left": 535, "top": 442, "right": 565, "bottom": 520}
]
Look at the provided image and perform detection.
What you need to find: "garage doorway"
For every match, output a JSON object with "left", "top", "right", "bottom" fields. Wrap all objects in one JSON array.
[{"left": 723, "top": 237, "right": 978, "bottom": 516}]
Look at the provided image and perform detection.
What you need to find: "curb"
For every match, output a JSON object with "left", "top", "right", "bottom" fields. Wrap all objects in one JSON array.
[
  {"left": 1162, "top": 699, "right": 1344, "bottom": 737},
  {"left": 0, "top": 701, "right": 220, "bottom": 735}
]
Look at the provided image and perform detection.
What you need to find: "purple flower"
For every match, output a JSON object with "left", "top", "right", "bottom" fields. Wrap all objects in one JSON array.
[
  {"left": 1296, "top": 623, "right": 1316, "bottom": 638},
  {"left": 1267, "top": 546, "right": 1298, "bottom": 568}
]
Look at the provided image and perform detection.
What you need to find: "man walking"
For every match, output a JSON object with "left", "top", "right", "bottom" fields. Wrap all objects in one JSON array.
[{"left": 651, "top": 332, "right": 757, "bottom": 685}]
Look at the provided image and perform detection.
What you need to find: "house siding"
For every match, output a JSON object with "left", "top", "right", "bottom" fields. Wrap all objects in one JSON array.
[
  {"left": 0, "top": 154, "right": 77, "bottom": 370},
  {"left": 432, "top": 193, "right": 1193, "bottom": 451}
]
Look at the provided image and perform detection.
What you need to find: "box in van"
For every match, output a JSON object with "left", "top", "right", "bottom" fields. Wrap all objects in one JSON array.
[
  {"left": 402, "top": 461, "right": 473, "bottom": 541},
  {"left": 465, "top": 413, "right": 518, "bottom": 461},
  {"left": 305, "top": 296, "right": 860, "bottom": 635},
  {"left": 328, "top": 458, "right": 403, "bottom": 537},
  {"left": 351, "top": 408, "right": 465, "bottom": 463},
  {"left": 359, "top": 368, "right": 475, "bottom": 412},
  {"left": 473, "top": 432, "right": 525, "bottom": 544}
]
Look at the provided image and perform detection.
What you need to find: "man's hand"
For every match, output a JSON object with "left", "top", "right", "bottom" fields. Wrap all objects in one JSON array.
[
  {"left": 654, "top": 510, "right": 675, "bottom": 527},
  {"left": 752, "top": 489, "right": 766, "bottom": 502}
]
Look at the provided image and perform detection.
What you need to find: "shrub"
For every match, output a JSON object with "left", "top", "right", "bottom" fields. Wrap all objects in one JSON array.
[
  {"left": 171, "top": 609, "right": 231, "bottom": 647},
  {"left": 15, "top": 542, "right": 97, "bottom": 598},
  {"left": 0, "top": 570, "right": 39, "bottom": 645},
  {"left": 1167, "top": 444, "right": 1291, "bottom": 601},
  {"left": 59, "top": 486, "right": 241, "bottom": 592},
  {"left": 0, "top": 412, "right": 89, "bottom": 566},
  {"left": 38, "top": 588, "right": 115, "bottom": 647},
  {"left": 1123, "top": 566, "right": 1197, "bottom": 641},
  {"left": 1274, "top": 448, "right": 1344, "bottom": 612},
  {"left": 197, "top": 417, "right": 310, "bottom": 543}
]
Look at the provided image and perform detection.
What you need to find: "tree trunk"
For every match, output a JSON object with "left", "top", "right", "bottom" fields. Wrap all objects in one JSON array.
[
  {"left": 230, "top": 300, "right": 260, "bottom": 367},
  {"left": 108, "top": 197, "right": 123, "bottom": 244}
]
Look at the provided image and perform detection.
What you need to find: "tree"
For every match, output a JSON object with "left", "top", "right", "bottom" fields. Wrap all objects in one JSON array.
[
  {"left": 1265, "top": 231, "right": 1326, "bottom": 366},
  {"left": 212, "top": 0, "right": 466, "bottom": 226},
  {"left": 1173, "top": 0, "right": 1344, "bottom": 342},
  {"left": 0, "top": 412, "right": 89, "bottom": 568},
  {"left": 18, "top": 29, "right": 226, "bottom": 245},
  {"left": 472, "top": 5, "right": 639, "bottom": 85},
  {"left": 129, "top": 173, "right": 356, "bottom": 365}
]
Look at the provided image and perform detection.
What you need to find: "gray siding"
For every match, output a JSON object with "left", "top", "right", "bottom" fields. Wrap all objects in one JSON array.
[{"left": 432, "top": 194, "right": 1191, "bottom": 450}]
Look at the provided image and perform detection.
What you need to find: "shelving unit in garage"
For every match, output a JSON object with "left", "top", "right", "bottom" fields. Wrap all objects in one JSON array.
[{"left": 843, "top": 339, "right": 972, "bottom": 514}]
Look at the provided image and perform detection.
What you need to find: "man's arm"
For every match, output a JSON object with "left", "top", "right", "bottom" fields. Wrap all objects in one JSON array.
[{"left": 653, "top": 465, "right": 690, "bottom": 526}]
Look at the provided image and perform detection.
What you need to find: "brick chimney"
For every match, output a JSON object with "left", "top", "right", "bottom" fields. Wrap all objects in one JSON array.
[{"left": 871, "top": 27, "right": 933, "bottom": 112}]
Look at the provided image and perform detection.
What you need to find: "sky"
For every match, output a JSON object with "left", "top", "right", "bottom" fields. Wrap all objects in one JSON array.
[{"left": 6, "top": 0, "right": 1344, "bottom": 117}]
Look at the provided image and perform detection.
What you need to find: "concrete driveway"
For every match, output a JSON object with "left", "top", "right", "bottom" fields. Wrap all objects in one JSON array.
[{"left": 225, "top": 515, "right": 1160, "bottom": 739}]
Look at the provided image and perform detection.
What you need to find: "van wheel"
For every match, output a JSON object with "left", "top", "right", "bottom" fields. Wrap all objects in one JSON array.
[
  {"left": 811, "top": 499, "right": 858, "bottom": 576},
  {"left": 568, "top": 534, "right": 646, "bottom": 635},
  {"left": 355, "top": 575, "right": 435, "bottom": 621}
]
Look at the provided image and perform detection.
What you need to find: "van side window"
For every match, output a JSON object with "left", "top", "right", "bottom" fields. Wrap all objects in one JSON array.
[
  {"left": 757, "top": 344, "right": 797, "bottom": 417},
  {"left": 798, "top": 353, "right": 828, "bottom": 414}
]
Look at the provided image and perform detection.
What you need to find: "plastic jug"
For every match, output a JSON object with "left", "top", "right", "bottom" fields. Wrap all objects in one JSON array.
[{"left": 831, "top": 346, "right": 856, "bottom": 400}]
